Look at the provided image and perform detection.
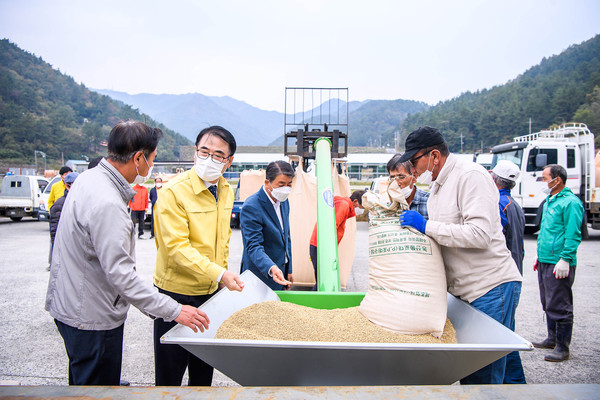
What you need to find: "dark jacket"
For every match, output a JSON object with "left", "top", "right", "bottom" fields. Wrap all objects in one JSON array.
[
  {"left": 149, "top": 187, "right": 159, "bottom": 209},
  {"left": 499, "top": 188, "right": 525, "bottom": 275},
  {"left": 240, "top": 187, "right": 292, "bottom": 290},
  {"left": 49, "top": 189, "right": 68, "bottom": 240}
]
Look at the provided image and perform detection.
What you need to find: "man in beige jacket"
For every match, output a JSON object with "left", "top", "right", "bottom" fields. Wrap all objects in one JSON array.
[{"left": 398, "top": 126, "right": 523, "bottom": 385}]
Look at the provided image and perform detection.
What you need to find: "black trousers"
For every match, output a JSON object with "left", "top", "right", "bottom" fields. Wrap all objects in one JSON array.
[
  {"left": 131, "top": 210, "right": 145, "bottom": 236},
  {"left": 538, "top": 262, "right": 576, "bottom": 323},
  {"left": 309, "top": 245, "right": 318, "bottom": 290},
  {"left": 154, "top": 287, "right": 214, "bottom": 386},
  {"left": 150, "top": 204, "right": 156, "bottom": 237},
  {"left": 55, "top": 319, "right": 124, "bottom": 386}
]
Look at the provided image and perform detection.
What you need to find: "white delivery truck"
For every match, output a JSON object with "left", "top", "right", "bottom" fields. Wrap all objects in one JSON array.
[
  {"left": 0, "top": 175, "right": 48, "bottom": 221},
  {"left": 490, "top": 122, "right": 599, "bottom": 236}
]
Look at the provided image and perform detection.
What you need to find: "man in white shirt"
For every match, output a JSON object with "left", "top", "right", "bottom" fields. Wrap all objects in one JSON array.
[{"left": 398, "top": 126, "right": 523, "bottom": 385}]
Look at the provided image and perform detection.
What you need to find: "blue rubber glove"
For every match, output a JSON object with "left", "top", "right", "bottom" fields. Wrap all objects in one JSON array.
[{"left": 399, "top": 210, "right": 427, "bottom": 234}]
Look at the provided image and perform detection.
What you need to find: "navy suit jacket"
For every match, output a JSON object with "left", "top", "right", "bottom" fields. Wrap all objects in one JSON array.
[{"left": 240, "top": 187, "right": 292, "bottom": 290}]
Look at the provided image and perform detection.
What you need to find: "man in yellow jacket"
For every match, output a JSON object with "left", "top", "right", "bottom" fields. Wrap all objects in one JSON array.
[
  {"left": 153, "top": 126, "right": 244, "bottom": 387},
  {"left": 47, "top": 166, "right": 73, "bottom": 210},
  {"left": 46, "top": 165, "right": 73, "bottom": 270}
]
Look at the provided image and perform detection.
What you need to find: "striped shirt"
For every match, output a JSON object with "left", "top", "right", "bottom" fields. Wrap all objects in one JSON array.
[{"left": 410, "top": 187, "right": 430, "bottom": 219}]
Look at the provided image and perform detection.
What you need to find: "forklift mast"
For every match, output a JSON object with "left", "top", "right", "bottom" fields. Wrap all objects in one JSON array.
[{"left": 283, "top": 87, "right": 349, "bottom": 171}]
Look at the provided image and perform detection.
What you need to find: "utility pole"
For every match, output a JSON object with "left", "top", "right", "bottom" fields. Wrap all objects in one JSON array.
[
  {"left": 34, "top": 150, "right": 46, "bottom": 175},
  {"left": 529, "top": 118, "right": 532, "bottom": 134},
  {"left": 460, "top": 133, "right": 464, "bottom": 153}
]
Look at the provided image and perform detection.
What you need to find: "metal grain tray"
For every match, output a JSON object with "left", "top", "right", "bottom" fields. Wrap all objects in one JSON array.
[{"left": 162, "top": 271, "right": 532, "bottom": 386}]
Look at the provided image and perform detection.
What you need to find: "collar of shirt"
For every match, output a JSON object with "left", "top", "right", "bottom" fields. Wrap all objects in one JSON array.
[
  {"left": 98, "top": 158, "right": 136, "bottom": 203},
  {"left": 201, "top": 178, "right": 217, "bottom": 190},
  {"left": 262, "top": 186, "right": 279, "bottom": 208},
  {"left": 430, "top": 153, "right": 456, "bottom": 195}
]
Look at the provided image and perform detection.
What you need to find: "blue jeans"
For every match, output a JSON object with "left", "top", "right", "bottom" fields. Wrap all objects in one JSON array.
[
  {"left": 460, "top": 281, "right": 522, "bottom": 385},
  {"left": 503, "top": 281, "right": 526, "bottom": 384}
]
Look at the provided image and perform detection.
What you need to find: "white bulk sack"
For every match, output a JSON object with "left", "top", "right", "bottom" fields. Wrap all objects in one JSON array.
[
  {"left": 239, "top": 170, "right": 266, "bottom": 201},
  {"left": 358, "top": 189, "right": 447, "bottom": 337}
]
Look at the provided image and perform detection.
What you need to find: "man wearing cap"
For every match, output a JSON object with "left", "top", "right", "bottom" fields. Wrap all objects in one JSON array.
[
  {"left": 46, "top": 166, "right": 73, "bottom": 270},
  {"left": 398, "top": 126, "right": 522, "bottom": 385},
  {"left": 490, "top": 160, "right": 526, "bottom": 384},
  {"left": 491, "top": 161, "right": 526, "bottom": 274},
  {"left": 48, "top": 172, "right": 80, "bottom": 270}
]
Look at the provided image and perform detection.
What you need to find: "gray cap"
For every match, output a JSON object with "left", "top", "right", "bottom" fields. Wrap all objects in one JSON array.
[{"left": 64, "top": 172, "right": 79, "bottom": 184}]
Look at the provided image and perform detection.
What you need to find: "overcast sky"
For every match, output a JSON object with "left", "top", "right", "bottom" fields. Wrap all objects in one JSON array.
[{"left": 1, "top": 0, "right": 599, "bottom": 112}]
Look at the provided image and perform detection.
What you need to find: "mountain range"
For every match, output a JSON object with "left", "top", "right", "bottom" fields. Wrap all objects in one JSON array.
[
  {"left": 2, "top": 34, "right": 599, "bottom": 168},
  {"left": 93, "top": 89, "right": 429, "bottom": 146}
]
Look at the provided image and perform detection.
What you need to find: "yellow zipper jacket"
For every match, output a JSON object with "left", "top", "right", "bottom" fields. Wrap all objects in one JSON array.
[{"left": 153, "top": 169, "right": 233, "bottom": 296}]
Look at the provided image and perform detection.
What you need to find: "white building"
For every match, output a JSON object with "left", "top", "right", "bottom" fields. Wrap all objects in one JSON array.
[{"left": 154, "top": 152, "right": 476, "bottom": 181}]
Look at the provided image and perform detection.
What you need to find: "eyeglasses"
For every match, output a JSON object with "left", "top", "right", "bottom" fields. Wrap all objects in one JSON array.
[
  {"left": 409, "top": 151, "right": 431, "bottom": 167},
  {"left": 389, "top": 174, "right": 411, "bottom": 182},
  {"left": 196, "top": 149, "right": 229, "bottom": 164}
]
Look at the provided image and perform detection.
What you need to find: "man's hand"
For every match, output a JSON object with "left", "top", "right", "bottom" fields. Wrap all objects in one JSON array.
[
  {"left": 270, "top": 266, "right": 292, "bottom": 288},
  {"left": 533, "top": 258, "right": 539, "bottom": 272},
  {"left": 399, "top": 210, "right": 427, "bottom": 234},
  {"left": 221, "top": 270, "right": 245, "bottom": 292},
  {"left": 174, "top": 305, "right": 210, "bottom": 333},
  {"left": 553, "top": 259, "right": 570, "bottom": 279}
]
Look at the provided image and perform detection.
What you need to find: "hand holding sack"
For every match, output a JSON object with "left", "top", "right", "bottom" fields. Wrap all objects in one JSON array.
[
  {"left": 358, "top": 188, "right": 447, "bottom": 338},
  {"left": 399, "top": 210, "right": 427, "bottom": 234}
]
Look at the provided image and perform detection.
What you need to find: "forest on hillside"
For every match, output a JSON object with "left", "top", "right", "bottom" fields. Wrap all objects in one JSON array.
[
  {"left": 399, "top": 35, "right": 600, "bottom": 152},
  {"left": 0, "top": 39, "right": 191, "bottom": 168},
  {"left": 1, "top": 33, "right": 599, "bottom": 169}
]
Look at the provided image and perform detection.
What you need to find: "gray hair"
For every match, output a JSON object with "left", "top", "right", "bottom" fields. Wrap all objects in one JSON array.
[
  {"left": 491, "top": 172, "right": 516, "bottom": 190},
  {"left": 265, "top": 160, "right": 295, "bottom": 182},
  {"left": 386, "top": 154, "right": 414, "bottom": 175}
]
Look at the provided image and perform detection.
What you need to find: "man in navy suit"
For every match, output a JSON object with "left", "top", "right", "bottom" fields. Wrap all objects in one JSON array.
[{"left": 241, "top": 161, "right": 294, "bottom": 290}]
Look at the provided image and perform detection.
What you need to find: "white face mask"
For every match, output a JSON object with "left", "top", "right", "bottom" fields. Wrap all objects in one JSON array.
[
  {"left": 416, "top": 153, "right": 433, "bottom": 185},
  {"left": 195, "top": 157, "right": 225, "bottom": 182},
  {"left": 542, "top": 178, "right": 558, "bottom": 195},
  {"left": 401, "top": 183, "right": 413, "bottom": 199},
  {"left": 133, "top": 154, "right": 153, "bottom": 185},
  {"left": 270, "top": 186, "right": 291, "bottom": 202},
  {"left": 355, "top": 207, "right": 364, "bottom": 216},
  {"left": 155, "top": 183, "right": 162, "bottom": 188}
]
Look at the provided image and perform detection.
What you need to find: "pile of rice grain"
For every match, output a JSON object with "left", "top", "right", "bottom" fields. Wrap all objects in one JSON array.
[{"left": 215, "top": 301, "right": 457, "bottom": 344}]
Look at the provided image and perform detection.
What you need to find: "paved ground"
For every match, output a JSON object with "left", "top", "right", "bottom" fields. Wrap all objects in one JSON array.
[{"left": 0, "top": 218, "right": 599, "bottom": 386}]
